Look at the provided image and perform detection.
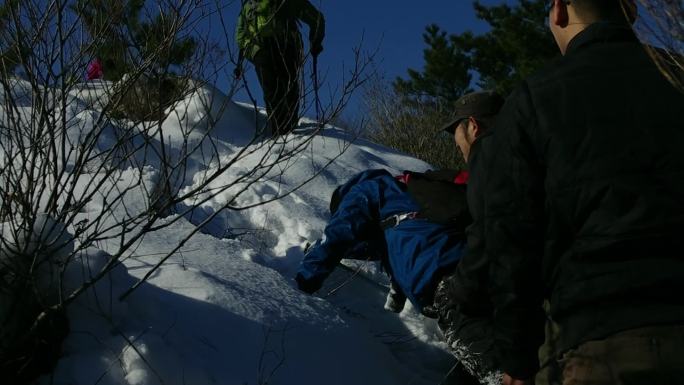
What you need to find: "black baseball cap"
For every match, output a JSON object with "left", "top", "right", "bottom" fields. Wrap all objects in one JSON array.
[{"left": 441, "top": 90, "right": 505, "bottom": 134}]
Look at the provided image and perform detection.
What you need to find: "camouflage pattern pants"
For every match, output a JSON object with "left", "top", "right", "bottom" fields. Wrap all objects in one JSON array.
[{"left": 548, "top": 324, "right": 684, "bottom": 385}]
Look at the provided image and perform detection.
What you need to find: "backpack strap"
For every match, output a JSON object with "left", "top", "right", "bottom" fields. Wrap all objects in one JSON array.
[{"left": 380, "top": 212, "right": 419, "bottom": 230}]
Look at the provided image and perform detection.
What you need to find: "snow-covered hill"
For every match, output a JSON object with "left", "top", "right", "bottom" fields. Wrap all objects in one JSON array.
[{"left": 3, "top": 79, "right": 455, "bottom": 385}]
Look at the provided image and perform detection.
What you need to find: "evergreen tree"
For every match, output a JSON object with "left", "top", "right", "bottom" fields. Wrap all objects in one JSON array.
[
  {"left": 72, "top": 0, "right": 196, "bottom": 81},
  {"left": 72, "top": 0, "right": 197, "bottom": 120},
  {"left": 73, "top": 0, "right": 143, "bottom": 80},
  {"left": 0, "top": 0, "right": 26, "bottom": 76},
  {"left": 395, "top": 0, "right": 558, "bottom": 100},
  {"left": 394, "top": 25, "right": 472, "bottom": 105},
  {"left": 365, "top": 0, "right": 557, "bottom": 168},
  {"left": 469, "top": 0, "right": 558, "bottom": 94},
  {"left": 136, "top": 13, "right": 197, "bottom": 76}
]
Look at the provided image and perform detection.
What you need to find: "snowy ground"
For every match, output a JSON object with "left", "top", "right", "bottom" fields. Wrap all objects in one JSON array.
[{"left": 3, "top": 79, "right": 456, "bottom": 385}]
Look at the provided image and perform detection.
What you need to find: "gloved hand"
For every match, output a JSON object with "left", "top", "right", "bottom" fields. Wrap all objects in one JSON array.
[
  {"left": 233, "top": 66, "right": 243, "bottom": 80},
  {"left": 311, "top": 43, "right": 323, "bottom": 57},
  {"left": 421, "top": 304, "right": 439, "bottom": 319},
  {"left": 435, "top": 270, "right": 493, "bottom": 319},
  {"left": 433, "top": 274, "right": 456, "bottom": 318}
]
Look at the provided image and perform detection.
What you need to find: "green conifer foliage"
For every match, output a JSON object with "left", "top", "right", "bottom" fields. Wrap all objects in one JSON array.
[
  {"left": 0, "top": 1, "right": 27, "bottom": 76},
  {"left": 366, "top": 1, "right": 557, "bottom": 168},
  {"left": 72, "top": 0, "right": 197, "bottom": 120},
  {"left": 394, "top": 24, "right": 473, "bottom": 105},
  {"left": 394, "top": 0, "right": 558, "bottom": 100},
  {"left": 72, "top": 0, "right": 196, "bottom": 81},
  {"left": 73, "top": 0, "right": 144, "bottom": 80}
]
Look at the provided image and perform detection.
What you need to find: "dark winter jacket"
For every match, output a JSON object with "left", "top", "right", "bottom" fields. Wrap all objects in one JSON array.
[
  {"left": 296, "top": 169, "right": 468, "bottom": 311},
  {"left": 481, "top": 21, "right": 684, "bottom": 378},
  {"left": 435, "top": 135, "right": 502, "bottom": 381}
]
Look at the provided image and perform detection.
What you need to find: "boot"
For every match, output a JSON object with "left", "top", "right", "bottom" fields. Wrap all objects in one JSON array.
[{"left": 384, "top": 280, "right": 406, "bottom": 313}]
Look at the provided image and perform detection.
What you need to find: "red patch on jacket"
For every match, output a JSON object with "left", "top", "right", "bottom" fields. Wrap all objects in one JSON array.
[
  {"left": 454, "top": 171, "right": 469, "bottom": 185},
  {"left": 395, "top": 173, "right": 411, "bottom": 184}
]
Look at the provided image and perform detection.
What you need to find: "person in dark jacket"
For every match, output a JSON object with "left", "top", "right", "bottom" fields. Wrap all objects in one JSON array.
[
  {"left": 433, "top": 90, "right": 506, "bottom": 385},
  {"left": 296, "top": 91, "right": 506, "bottom": 385},
  {"left": 475, "top": 1, "right": 684, "bottom": 384},
  {"left": 235, "top": 0, "right": 324, "bottom": 135}
]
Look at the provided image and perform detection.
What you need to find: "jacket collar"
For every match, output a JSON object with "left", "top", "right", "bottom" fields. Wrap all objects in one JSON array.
[{"left": 566, "top": 21, "right": 637, "bottom": 56}]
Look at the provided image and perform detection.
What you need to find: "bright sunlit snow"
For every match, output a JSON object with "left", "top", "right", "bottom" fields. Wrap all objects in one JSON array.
[{"left": 4, "top": 79, "right": 456, "bottom": 385}]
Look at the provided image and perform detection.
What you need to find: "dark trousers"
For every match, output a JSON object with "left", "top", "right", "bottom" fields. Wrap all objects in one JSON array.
[
  {"left": 550, "top": 324, "right": 684, "bottom": 385},
  {"left": 252, "top": 38, "right": 302, "bottom": 136}
]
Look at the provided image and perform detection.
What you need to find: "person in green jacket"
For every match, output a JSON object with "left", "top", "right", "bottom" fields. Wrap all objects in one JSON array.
[{"left": 235, "top": 0, "right": 324, "bottom": 135}]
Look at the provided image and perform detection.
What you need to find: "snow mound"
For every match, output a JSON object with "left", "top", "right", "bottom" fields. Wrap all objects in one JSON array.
[
  {"left": 0, "top": 214, "right": 74, "bottom": 302},
  {"left": 163, "top": 81, "right": 263, "bottom": 147},
  {"left": 0, "top": 79, "right": 456, "bottom": 384}
]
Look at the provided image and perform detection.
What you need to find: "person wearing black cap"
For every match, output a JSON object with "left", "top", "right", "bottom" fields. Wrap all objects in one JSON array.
[
  {"left": 441, "top": 90, "right": 504, "bottom": 163},
  {"left": 433, "top": 90, "right": 507, "bottom": 385},
  {"left": 476, "top": 1, "right": 684, "bottom": 384}
]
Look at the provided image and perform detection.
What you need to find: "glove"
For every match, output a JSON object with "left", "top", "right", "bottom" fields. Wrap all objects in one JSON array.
[
  {"left": 433, "top": 275, "right": 455, "bottom": 318},
  {"left": 435, "top": 270, "right": 493, "bottom": 319},
  {"left": 421, "top": 304, "right": 439, "bottom": 319},
  {"left": 233, "top": 66, "right": 243, "bottom": 80},
  {"left": 311, "top": 43, "right": 323, "bottom": 57}
]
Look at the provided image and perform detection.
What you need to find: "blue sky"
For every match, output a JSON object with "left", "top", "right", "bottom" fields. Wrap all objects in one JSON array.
[
  {"left": 318, "top": 0, "right": 499, "bottom": 84},
  {"left": 223, "top": 1, "right": 510, "bottom": 119}
]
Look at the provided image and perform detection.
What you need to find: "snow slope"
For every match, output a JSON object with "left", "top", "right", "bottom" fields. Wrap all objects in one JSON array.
[{"left": 3, "top": 80, "right": 456, "bottom": 385}]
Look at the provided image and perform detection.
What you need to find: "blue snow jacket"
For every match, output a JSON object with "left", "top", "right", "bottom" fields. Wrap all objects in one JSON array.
[{"left": 297, "top": 169, "right": 466, "bottom": 310}]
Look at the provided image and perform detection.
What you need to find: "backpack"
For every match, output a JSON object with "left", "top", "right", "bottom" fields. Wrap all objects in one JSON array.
[
  {"left": 403, "top": 169, "right": 470, "bottom": 229},
  {"left": 329, "top": 169, "right": 471, "bottom": 230}
]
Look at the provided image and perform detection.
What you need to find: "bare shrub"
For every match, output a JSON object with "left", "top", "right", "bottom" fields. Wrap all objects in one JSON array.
[
  {"left": 361, "top": 75, "right": 465, "bottom": 170},
  {"left": 0, "top": 0, "right": 371, "bottom": 382},
  {"left": 628, "top": 0, "right": 684, "bottom": 93}
]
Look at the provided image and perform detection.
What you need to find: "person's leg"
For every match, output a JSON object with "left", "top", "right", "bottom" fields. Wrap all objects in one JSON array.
[
  {"left": 255, "top": 38, "right": 301, "bottom": 136},
  {"left": 536, "top": 308, "right": 562, "bottom": 385},
  {"left": 557, "top": 324, "right": 684, "bottom": 385},
  {"left": 253, "top": 49, "right": 279, "bottom": 136},
  {"left": 272, "top": 39, "right": 301, "bottom": 135},
  {"left": 384, "top": 278, "right": 407, "bottom": 313}
]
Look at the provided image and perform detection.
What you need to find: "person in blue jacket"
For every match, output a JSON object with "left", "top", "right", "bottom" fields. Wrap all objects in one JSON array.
[
  {"left": 295, "top": 90, "right": 505, "bottom": 385},
  {"left": 295, "top": 167, "right": 471, "bottom": 316}
]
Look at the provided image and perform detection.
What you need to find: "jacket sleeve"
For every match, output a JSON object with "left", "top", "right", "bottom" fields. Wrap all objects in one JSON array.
[
  {"left": 294, "top": 0, "right": 325, "bottom": 49},
  {"left": 296, "top": 173, "right": 387, "bottom": 292},
  {"left": 483, "top": 83, "right": 546, "bottom": 379},
  {"left": 449, "top": 137, "right": 494, "bottom": 316},
  {"left": 235, "top": 5, "right": 250, "bottom": 62}
]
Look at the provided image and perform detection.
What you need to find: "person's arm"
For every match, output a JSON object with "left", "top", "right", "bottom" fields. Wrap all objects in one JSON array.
[
  {"left": 234, "top": 9, "right": 247, "bottom": 78},
  {"left": 294, "top": 0, "right": 325, "bottom": 55},
  {"left": 483, "top": 83, "right": 546, "bottom": 380},
  {"left": 296, "top": 172, "right": 390, "bottom": 293},
  {"left": 433, "top": 141, "right": 501, "bottom": 381},
  {"left": 436, "top": 135, "right": 493, "bottom": 317}
]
